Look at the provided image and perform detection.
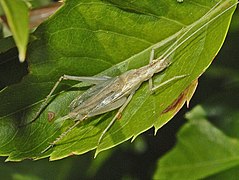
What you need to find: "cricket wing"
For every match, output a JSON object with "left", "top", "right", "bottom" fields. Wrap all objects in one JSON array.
[
  {"left": 69, "top": 77, "right": 116, "bottom": 110},
  {"left": 88, "top": 96, "right": 127, "bottom": 117}
]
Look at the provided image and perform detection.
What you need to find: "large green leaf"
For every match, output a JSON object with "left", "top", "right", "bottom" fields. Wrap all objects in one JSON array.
[
  {"left": 153, "top": 106, "right": 239, "bottom": 179},
  {"left": 0, "top": 0, "right": 237, "bottom": 161}
]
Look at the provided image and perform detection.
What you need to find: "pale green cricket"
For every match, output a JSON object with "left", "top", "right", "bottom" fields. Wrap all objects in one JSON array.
[{"left": 26, "top": 0, "right": 238, "bottom": 153}]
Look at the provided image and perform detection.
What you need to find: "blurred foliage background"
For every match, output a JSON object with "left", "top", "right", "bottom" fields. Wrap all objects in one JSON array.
[{"left": 0, "top": 0, "right": 238, "bottom": 179}]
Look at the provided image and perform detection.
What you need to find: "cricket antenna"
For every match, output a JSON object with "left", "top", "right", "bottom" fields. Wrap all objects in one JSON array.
[{"left": 158, "top": 0, "right": 238, "bottom": 61}]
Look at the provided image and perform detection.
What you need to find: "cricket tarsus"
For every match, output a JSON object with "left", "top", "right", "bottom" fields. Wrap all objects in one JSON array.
[
  {"left": 36, "top": 0, "right": 238, "bottom": 153},
  {"left": 41, "top": 118, "right": 84, "bottom": 153}
]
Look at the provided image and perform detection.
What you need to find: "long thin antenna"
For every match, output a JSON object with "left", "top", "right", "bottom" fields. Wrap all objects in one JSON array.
[
  {"left": 159, "top": 0, "right": 222, "bottom": 60},
  {"left": 159, "top": 0, "right": 238, "bottom": 61}
]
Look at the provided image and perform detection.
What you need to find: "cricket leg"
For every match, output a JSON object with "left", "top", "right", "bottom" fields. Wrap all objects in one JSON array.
[
  {"left": 42, "top": 94, "right": 128, "bottom": 153},
  {"left": 150, "top": 74, "right": 188, "bottom": 93},
  {"left": 97, "top": 92, "right": 135, "bottom": 146},
  {"left": 62, "top": 75, "right": 111, "bottom": 84},
  {"left": 23, "top": 75, "right": 110, "bottom": 126},
  {"left": 148, "top": 40, "right": 186, "bottom": 93},
  {"left": 148, "top": 47, "right": 171, "bottom": 91},
  {"left": 148, "top": 47, "right": 155, "bottom": 91}
]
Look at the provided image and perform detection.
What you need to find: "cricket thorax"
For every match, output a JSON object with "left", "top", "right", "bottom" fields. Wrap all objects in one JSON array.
[{"left": 125, "top": 58, "right": 170, "bottom": 83}]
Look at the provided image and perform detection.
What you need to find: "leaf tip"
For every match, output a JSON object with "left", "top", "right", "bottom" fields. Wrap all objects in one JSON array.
[
  {"left": 154, "top": 127, "right": 159, "bottom": 136},
  {"left": 18, "top": 50, "right": 26, "bottom": 62},
  {"left": 131, "top": 135, "right": 137, "bottom": 142},
  {"left": 94, "top": 150, "right": 99, "bottom": 158}
]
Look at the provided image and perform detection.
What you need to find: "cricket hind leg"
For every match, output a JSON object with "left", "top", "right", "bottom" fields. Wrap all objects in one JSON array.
[
  {"left": 22, "top": 75, "right": 111, "bottom": 126},
  {"left": 97, "top": 91, "right": 135, "bottom": 146}
]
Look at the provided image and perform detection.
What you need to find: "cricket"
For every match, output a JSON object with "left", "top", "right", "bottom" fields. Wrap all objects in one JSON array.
[{"left": 26, "top": 0, "right": 238, "bottom": 153}]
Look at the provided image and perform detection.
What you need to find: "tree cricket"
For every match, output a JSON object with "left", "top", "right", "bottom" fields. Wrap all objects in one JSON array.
[{"left": 26, "top": 0, "right": 238, "bottom": 153}]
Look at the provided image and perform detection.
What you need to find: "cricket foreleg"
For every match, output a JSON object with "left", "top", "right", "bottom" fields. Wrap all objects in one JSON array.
[
  {"left": 149, "top": 74, "right": 188, "bottom": 93},
  {"left": 97, "top": 92, "right": 135, "bottom": 146},
  {"left": 148, "top": 47, "right": 171, "bottom": 92}
]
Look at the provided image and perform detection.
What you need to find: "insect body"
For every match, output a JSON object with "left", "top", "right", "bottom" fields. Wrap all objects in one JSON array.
[{"left": 68, "top": 59, "right": 169, "bottom": 121}]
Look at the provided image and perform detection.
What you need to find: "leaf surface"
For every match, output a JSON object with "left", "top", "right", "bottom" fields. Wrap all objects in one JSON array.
[{"left": 154, "top": 106, "right": 239, "bottom": 179}]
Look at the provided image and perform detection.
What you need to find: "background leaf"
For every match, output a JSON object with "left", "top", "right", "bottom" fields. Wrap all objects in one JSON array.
[
  {"left": 0, "top": 0, "right": 237, "bottom": 161},
  {"left": 153, "top": 106, "right": 239, "bottom": 179},
  {"left": 0, "top": 0, "right": 29, "bottom": 62}
]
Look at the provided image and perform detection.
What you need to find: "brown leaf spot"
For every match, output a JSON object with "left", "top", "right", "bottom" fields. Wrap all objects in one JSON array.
[{"left": 48, "top": 111, "right": 55, "bottom": 122}]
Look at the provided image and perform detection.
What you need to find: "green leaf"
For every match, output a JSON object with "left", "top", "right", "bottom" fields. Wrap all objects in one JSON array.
[
  {"left": 153, "top": 106, "right": 239, "bottom": 179},
  {"left": 0, "top": 0, "right": 29, "bottom": 62},
  {"left": 206, "top": 165, "right": 239, "bottom": 179},
  {"left": 0, "top": 0, "right": 237, "bottom": 161}
]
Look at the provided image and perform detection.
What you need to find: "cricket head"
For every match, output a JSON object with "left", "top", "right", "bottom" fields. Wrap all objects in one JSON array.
[{"left": 153, "top": 58, "right": 171, "bottom": 74}]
